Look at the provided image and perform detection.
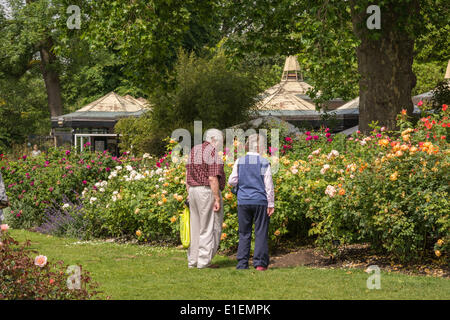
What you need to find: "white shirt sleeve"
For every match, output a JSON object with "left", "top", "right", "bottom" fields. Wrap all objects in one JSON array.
[
  {"left": 228, "top": 159, "right": 239, "bottom": 187},
  {"left": 264, "top": 164, "right": 274, "bottom": 208}
]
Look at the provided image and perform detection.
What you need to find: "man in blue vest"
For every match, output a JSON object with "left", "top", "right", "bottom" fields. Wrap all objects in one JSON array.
[{"left": 228, "top": 134, "right": 274, "bottom": 271}]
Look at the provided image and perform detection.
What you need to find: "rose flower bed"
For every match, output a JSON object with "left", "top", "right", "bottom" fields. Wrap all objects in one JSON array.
[
  {"left": 1, "top": 106, "right": 448, "bottom": 263},
  {"left": 0, "top": 224, "right": 98, "bottom": 300}
]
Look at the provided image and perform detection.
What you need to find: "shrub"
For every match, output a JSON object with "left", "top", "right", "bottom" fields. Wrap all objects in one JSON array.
[
  {"left": 0, "top": 226, "right": 99, "bottom": 300},
  {"left": 0, "top": 148, "right": 124, "bottom": 228},
  {"left": 35, "top": 195, "right": 89, "bottom": 240}
]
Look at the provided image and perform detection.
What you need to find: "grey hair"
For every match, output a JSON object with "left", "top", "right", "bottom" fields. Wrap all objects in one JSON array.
[{"left": 205, "top": 129, "right": 223, "bottom": 143}]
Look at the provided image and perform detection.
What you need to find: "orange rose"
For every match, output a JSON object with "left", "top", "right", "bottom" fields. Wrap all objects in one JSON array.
[{"left": 220, "top": 233, "right": 227, "bottom": 240}]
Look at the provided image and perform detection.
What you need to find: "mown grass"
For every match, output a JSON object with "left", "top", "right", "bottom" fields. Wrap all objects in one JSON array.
[{"left": 8, "top": 229, "right": 450, "bottom": 300}]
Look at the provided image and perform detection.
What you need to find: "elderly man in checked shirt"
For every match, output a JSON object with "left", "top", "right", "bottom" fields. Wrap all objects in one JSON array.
[
  {"left": 185, "top": 129, "right": 225, "bottom": 269},
  {"left": 0, "top": 170, "right": 9, "bottom": 222}
]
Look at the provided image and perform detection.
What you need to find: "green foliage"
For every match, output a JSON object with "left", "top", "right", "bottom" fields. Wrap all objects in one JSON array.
[
  {"left": 412, "top": 61, "right": 448, "bottom": 96},
  {"left": 115, "top": 50, "right": 261, "bottom": 155},
  {"left": 83, "top": 0, "right": 222, "bottom": 91},
  {"left": 0, "top": 72, "right": 50, "bottom": 151}
]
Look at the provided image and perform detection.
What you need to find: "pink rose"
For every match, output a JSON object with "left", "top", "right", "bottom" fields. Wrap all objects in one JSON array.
[
  {"left": 34, "top": 255, "right": 48, "bottom": 268},
  {"left": 0, "top": 224, "right": 10, "bottom": 232}
]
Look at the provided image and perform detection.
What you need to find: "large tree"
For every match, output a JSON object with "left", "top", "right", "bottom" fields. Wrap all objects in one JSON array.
[
  {"left": 0, "top": 0, "right": 68, "bottom": 117},
  {"left": 82, "top": 0, "right": 224, "bottom": 91},
  {"left": 223, "top": 0, "right": 449, "bottom": 132}
]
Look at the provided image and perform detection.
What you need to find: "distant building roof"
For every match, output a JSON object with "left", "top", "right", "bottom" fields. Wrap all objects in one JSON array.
[
  {"left": 77, "top": 92, "right": 147, "bottom": 113},
  {"left": 52, "top": 92, "right": 149, "bottom": 128}
]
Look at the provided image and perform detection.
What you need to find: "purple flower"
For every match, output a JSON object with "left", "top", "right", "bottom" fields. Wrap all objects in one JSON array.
[
  {"left": 312, "top": 135, "right": 319, "bottom": 140},
  {"left": 306, "top": 136, "right": 313, "bottom": 141},
  {"left": 82, "top": 180, "right": 87, "bottom": 185},
  {"left": 305, "top": 131, "right": 311, "bottom": 136},
  {"left": 65, "top": 150, "right": 71, "bottom": 156}
]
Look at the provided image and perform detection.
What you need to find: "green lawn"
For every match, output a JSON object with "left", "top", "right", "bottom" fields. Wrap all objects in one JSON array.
[{"left": 8, "top": 229, "right": 450, "bottom": 300}]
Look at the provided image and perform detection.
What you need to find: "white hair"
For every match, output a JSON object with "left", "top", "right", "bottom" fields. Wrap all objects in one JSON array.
[{"left": 205, "top": 129, "right": 223, "bottom": 143}]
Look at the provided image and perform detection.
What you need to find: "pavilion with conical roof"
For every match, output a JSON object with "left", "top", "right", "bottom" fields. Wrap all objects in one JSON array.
[
  {"left": 51, "top": 92, "right": 150, "bottom": 154},
  {"left": 255, "top": 56, "right": 350, "bottom": 130}
]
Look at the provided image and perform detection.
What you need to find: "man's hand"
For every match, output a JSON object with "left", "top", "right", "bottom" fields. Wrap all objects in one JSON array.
[
  {"left": 209, "top": 175, "right": 221, "bottom": 213},
  {"left": 267, "top": 207, "right": 274, "bottom": 217},
  {"left": 214, "top": 198, "right": 221, "bottom": 212}
]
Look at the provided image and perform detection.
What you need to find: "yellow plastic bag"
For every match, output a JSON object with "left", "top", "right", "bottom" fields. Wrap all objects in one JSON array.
[{"left": 180, "top": 207, "right": 190, "bottom": 248}]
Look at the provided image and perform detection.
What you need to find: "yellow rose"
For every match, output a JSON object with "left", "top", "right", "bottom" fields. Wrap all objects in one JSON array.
[
  {"left": 390, "top": 172, "right": 398, "bottom": 181},
  {"left": 437, "top": 239, "right": 444, "bottom": 246},
  {"left": 435, "top": 250, "right": 441, "bottom": 257},
  {"left": 136, "top": 230, "right": 142, "bottom": 237}
]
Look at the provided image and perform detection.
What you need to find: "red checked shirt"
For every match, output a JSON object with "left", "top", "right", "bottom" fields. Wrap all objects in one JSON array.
[{"left": 186, "top": 141, "right": 225, "bottom": 191}]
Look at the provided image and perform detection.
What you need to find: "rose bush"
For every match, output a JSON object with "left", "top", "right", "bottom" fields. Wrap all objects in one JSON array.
[
  {"left": 0, "top": 225, "right": 99, "bottom": 300},
  {"left": 0, "top": 149, "right": 133, "bottom": 228}
]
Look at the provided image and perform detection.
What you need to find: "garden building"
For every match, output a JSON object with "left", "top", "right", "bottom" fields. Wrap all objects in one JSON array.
[
  {"left": 51, "top": 92, "right": 149, "bottom": 155},
  {"left": 255, "top": 56, "right": 350, "bottom": 131}
]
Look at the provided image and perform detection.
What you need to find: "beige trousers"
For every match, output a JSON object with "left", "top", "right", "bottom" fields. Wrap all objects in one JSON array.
[{"left": 188, "top": 186, "right": 224, "bottom": 268}]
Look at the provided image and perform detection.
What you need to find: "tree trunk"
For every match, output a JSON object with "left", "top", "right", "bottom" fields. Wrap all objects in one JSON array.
[
  {"left": 351, "top": 1, "right": 419, "bottom": 133},
  {"left": 39, "top": 38, "right": 63, "bottom": 118}
]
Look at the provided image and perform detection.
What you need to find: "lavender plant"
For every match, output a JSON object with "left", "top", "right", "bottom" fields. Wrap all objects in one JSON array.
[{"left": 36, "top": 194, "right": 89, "bottom": 239}]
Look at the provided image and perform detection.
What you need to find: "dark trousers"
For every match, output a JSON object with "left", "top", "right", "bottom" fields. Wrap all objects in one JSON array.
[{"left": 236, "top": 204, "right": 270, "bottom": 269}]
